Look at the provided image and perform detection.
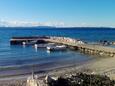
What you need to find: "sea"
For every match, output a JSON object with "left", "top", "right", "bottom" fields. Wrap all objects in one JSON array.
[{"left": 0, "top": 27, "right": 115, "bottom": 76}]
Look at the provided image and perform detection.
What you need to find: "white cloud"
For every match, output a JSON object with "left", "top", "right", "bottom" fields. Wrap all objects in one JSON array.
[
  {"left": 0, "top": 20, "right": 114, "bottom": 28},
  {"left": 0, "top": 20, "right": 65, "bottom": 27}
]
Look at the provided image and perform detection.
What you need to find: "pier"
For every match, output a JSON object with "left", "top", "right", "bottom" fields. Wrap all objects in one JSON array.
[
  {"left": 10, "top": 36, "right": 115, "bottom": 57},
  {"left": 10, "top": 36, "right": 49, "bottom": 45}
]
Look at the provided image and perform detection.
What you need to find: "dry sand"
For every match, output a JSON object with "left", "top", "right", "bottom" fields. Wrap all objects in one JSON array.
[
  {"left": 0, "top": 56, "right": 115, "bottom": 85},
  {"left": 47, "top": 56, "right": 115, "bottom": 80},
  {"left": 87, "top": 56, "right": 115, "bottom": 79}
]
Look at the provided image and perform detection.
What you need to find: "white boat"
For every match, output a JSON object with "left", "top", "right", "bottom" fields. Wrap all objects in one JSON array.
[
  {"left": 47, "top": 45, "right": 66, "bottom": 51},
  {"left": 34, "top": 43, "right": 56, "bottom": 48},
  {"left": 34, "top": 44, "right": 48, "bottom": 48}
]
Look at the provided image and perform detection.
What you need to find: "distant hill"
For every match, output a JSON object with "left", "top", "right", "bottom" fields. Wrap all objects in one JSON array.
[
  {"left": 0, "top": 26, "right": 56, "bottom": 29},
  {"left": 0, "top": 26, "right": 115, "bottom": 29}
]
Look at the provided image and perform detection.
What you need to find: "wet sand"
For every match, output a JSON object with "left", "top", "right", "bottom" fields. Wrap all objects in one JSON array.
[
  {"left": 0, "top": 56, "right": 115, "bottom": 85},
  {"left": 0, "top": 58, "right": 94, "bottom": 85}
]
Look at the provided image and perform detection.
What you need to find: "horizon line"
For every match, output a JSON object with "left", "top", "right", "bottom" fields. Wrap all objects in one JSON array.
[{"left": 0, "top": 26, "right": 115, "bottom": 29}]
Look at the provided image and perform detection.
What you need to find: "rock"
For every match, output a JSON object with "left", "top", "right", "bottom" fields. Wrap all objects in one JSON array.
[
  {"left": 45, "top": 75, "right": 55, "bottom": 84},
  {"left": 26, "top": 75, "right": 39, "bottom": 86}
]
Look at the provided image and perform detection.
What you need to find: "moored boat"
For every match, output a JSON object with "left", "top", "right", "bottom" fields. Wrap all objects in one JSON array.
[
  {"left": 47, "top": 45, "right": 67, "bottom": 51},
  {"left": 34, "top": 43, "right": 56, "bottom": 48}
]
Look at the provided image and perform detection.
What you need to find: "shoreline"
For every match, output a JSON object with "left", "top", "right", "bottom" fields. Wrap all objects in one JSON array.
[
  {"left": 0, "top": 56, "right": 115, "bottom": 85},
  {"left": 0, "top": 57, "right": 96, "bottom": 80}
]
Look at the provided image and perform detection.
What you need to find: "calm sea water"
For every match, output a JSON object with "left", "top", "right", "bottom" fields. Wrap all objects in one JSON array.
[{"left": 0, "top": 27, "right": 115, "bottom": 70}]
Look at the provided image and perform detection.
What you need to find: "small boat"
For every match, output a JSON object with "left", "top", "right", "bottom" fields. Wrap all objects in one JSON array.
[
  {"left": 34, "top": 44, "right": 48, "bottom": 48},
  {"left": 34, "top": 43, "right": 56, "bottom": 48},
  {"left": 47, "top": 45, "right": 66, "bottom": 51}
]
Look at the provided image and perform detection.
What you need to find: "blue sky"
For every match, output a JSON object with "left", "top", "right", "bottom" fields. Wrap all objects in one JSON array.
[{"left": 0, "top": 0, "right": 115, "bottom": 27}]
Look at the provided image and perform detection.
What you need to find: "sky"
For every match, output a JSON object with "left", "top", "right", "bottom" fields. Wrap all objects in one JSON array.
[{"left": 0, "top": 0, "right": 115, "bottom": 27}]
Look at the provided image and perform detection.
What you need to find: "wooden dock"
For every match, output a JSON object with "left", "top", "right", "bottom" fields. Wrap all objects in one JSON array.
[{"left": 10, "top": 36, "right": 115, "bottom": 57}]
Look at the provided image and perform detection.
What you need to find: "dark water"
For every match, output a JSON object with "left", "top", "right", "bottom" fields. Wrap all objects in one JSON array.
[{"left": 0, "top": 27, "right": 115, "bottom": 70}]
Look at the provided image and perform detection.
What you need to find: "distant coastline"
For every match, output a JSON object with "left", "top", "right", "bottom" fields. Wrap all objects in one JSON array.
[{"left": 0, "top": 26, "right": 115, "bottom": 29}]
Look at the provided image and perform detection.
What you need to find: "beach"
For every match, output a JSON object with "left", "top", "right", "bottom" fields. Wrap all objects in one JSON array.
[
  {"left": 0, "top": 56, "right": 115, "bottom": 85},
  {"left": 0, "top": 0, "right": 115, "bottom": 85},
  {"left": 0, "top": 28, "right": 114, "bottom": 85}
]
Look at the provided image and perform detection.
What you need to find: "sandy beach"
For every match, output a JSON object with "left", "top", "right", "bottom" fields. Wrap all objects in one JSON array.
[
  {"left": 88, "top": 56, "right": 115, "bottom": 79},
  {"left": 0, "top": 56, "right": 115, "bottom": 85}
]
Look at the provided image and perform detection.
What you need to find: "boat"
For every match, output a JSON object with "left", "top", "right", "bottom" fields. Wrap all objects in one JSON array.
[
  {"left": 47, "top": 45, "right": 67, "bottom": 51},
  {"left": 34, "top": 43, "right": 56, "bottom": 48}
]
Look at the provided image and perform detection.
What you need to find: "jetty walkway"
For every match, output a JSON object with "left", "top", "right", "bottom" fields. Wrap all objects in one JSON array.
[{"left": 10, "top": 36, "right": 115, "bottom": 57}]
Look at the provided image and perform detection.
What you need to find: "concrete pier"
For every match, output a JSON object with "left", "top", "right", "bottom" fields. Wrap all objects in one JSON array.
[
  {"left": 10, "top": 36, "right": 115, "bottom": 57},
  {"left": 10, "top": 36, "right": 49, "bottom": 45},
  {"left": 78, "top": 44, "right": 115, "bottom": 57}
]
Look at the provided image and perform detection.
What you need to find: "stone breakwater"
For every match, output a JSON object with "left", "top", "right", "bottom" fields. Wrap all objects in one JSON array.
[
  {"left": 49, "top": 36, "right": 84, "bottom": 44},
  {"left": 10, "top": 36, "right": 115, "bottom": 57},
  {"left": 10, "top": 36, "right": 84, "bottom": 45}
]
